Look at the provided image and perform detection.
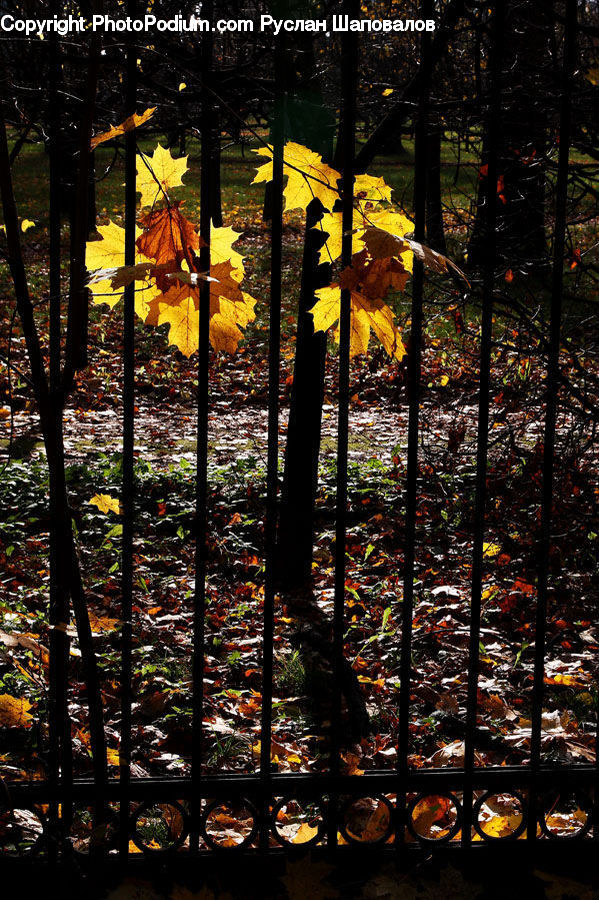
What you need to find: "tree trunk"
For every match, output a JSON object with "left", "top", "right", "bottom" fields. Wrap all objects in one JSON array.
[
  {"left": 88, "top": 152, "right": 97, "bottom": 234},
  {"left": 353, "top": 0, "right": 467, "bottom": 173},
  {"left": 425, "top": 126, "right": 447, "bottom": 253},
  {"left": 46, "top": 413, "right": 108, "bottom": 785},
  {"left": 0, "top": 88, "right": 108, "bottom": 792},
  {"left": 273, "top": 29, "right": 335, "bottom": 588},
  {"left": 277, "top": 200, "right": 331, "bottom": 588},
  {"left": 211, "top": 130, "right": 223, "bottom": 227},
  {"left": 468, "top": 1, "right": 550, "bottom": 268}
]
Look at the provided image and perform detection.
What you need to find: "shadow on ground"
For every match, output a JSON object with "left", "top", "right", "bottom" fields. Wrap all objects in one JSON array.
[{"left": 14, "top": 856, "right": 599, "bottom": 900}]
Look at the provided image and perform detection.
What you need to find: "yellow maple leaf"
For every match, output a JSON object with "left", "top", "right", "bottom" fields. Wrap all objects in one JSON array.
[
  {"left": 156, "top": 292, "right": 199, "bottom": 357},
  {"left": 311, "top": 284, "right": 405, "bottom": 361},
  {"left": 89, "top": 493, "right": 121, "bottom": 515},
  {"left": 353, "top": 174, "right": 393, "bottom": 203},
  {"left": 0, "top": 693, "right": 34, "bottom": 728},
  {"left": 90, "top": 107, "right": 156, "bottom": 150},
  {"left": 317, "top": 209, "right": 368, "bottom": 263},
  {"left": 363, "top": 208, "right": 414, "bottom": 271},
  {"left": 21, "top": 218, "right": 36, "bottom": 232},
  {"left": 154, "top": 262, "right": 256, "bottom": 357},
  {"left": 86, "top": 221, "right": 160, "bottom": 320},
  {"left": 106, "top": 747, "right": 120, "bottom": 766},
  {"left": 210, "top": 224, "right": 245, "bottom": 276},
  {"left": 252, "top": 141, "right": 340, "bottom": 212},
  {"left": 291, "top": 822, "right": 319, "bottom": 844},
  {"left": 483, "top": 542, "right": 501, "bottom": 557},
  {"left": 137, "top": 143, "right": 188, "bottom": 208},
  {"left": 552, "top": 673, "right": 584, "bottom": 686},
  {"left": 88, "top": 612, "right": 121, "bottom": 633},
  {"left": 481, "top": 814, "right": 523, "bottom": 839},
  {"left": 318, "top": 205, "right": 413, "bottom": 273},
  {"left": 210, "top": 291, "right": 256, "bottom": 353}
]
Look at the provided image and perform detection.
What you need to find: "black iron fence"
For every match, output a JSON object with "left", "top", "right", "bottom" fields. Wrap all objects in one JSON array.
[{"left": 2, "top": 0, "right": 595, "bottom": 866}]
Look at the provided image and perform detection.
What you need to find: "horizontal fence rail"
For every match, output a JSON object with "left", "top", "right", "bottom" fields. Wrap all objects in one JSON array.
[{"left": 2, "top": 767, "right": 599, "bottom": 857}]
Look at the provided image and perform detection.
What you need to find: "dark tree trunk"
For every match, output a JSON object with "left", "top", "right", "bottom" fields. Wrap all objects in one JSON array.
[
  {"left": 263, "top": 180, "right": 274, "bottom": 222},
  {"left": 88, "top": 153, "right": 97, "bottom": 234},
  {"left": 425, "top": 126, "right": 447, "bottom": 253},
  {"left": 273, "top": 26, "right": 335, "bottom": 588},
  {"left": 210, "top": 122, "right": 223, "bottom": 227},
  {"left": 274, "top": 0, "right": 470, "bottom": 589},
  {"left": 277, "top": 199, "right": 331, "bottom": 588},
  {"left": 353, "top": 0, "right": 467, "bottom": 173},
  {"left": 377, "top": 126, "right": 407, "bottom": 157},
  {"left": 0, "top": 109, "right": 108, "bottom": 790},
  {"left": 468, "top": 1, "right": 550, "bottom": 268}
]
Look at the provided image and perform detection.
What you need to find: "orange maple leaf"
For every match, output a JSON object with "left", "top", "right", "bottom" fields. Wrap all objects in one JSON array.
[{"left": 137, "top": 203, "right": 203, "bottom": 276}]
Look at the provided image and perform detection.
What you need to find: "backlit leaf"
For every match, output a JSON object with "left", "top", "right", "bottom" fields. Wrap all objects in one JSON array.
[
  {"left": 353, "top": 174, "right": 393, "bottom": 203},
  {"left": 253, "top": 141, "right": 340, "bottom": 212},
  {"left": 363, "top": 226, "right": 468, "bottom": 282},
  {"left": 151, "top": 261, "right": 256, "bottom": 357},
  {"left": 137, "top": 144, "right": 188, "bottom": 208},
  {"left": 483, "top": 542, "right": 501, "bottom": 557},
  {"left": 136, "top": 203, "right": 202, "bottom": 271},
  {"left": 210, "top": 224, "right": 245, "bottom": 276},
  {"left": 311, "top": 284, "right": 405, "bottom": 361},
  {"left": 90, "top": 107, "right": 156, "bottom": 149},
  {"left": 85, "top": 220, "right": 161, "bottom": 320},
  {"left": 318, "top": 205, "right": 413, "bottom": 273},
  {"left": 89, "top": 493, "right": 121, "bottom": 515}
]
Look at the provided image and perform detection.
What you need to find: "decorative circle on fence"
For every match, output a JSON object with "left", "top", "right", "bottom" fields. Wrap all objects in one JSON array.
[
  {"left": 130, "top": 801, "right": 189, "bottom": 854},
  {"left": 0, "top": 806, "right": 45, "bottom": 856},
  {"left": 70, "top": 803, "right": 119, "bottom": 855},
  {"left": 271, "top": 798, "right": 324, "bottom": 847},
  {"left": 339, "top": 796, "right": 394, "bottom": 845},
  {"left": 202, "top": 799, "right": 258, "bottom": 850},
  {"left": 472, "top": 791, "right": 527, "bottom": 841},
  {"left": 407, "top": 793, "right": 462, "bottom": 843},
  {"left": 538, "top": 790, "right": 592, "bottom": 840}
]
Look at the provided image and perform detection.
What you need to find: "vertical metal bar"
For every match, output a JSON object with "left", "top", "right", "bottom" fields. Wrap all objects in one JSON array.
[
  {"left": 119, "top": 0, "right": 137, "bottom": 861},
  {"left": 462, "top": 1, "right": 505, "bottom": 848},
  {"left": 396, "top": 0, "right": 432, "bottom": 845},
  {"left": 329, "top": 0, "right": 358, "bottom": 848},
  {"left": 528, "top": 0, "right": 577, "bottom": 840},
  {"left": 259, "top": 38, "right": 285, "bottom": 850},
  {"left": 48, "top": 22, "right": 72, "bottom": 859},
  {"left": 191, "top": 0, "right": 213, "bottom": 852}
]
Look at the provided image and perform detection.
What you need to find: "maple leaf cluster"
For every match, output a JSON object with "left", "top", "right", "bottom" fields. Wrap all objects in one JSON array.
[
  {"left": 85, "top": 116, "right": 461, "bottom": 362},
  {"left": 253, "top": 140, "right": 415, "bottom": 360},
  {"left": 86, "top": 142, "right": 256, "bottom": 357}
]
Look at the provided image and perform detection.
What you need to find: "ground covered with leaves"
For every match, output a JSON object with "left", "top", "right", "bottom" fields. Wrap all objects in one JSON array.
[{"left": 1, "top": 134, "right": 599, "bottom": 848}]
